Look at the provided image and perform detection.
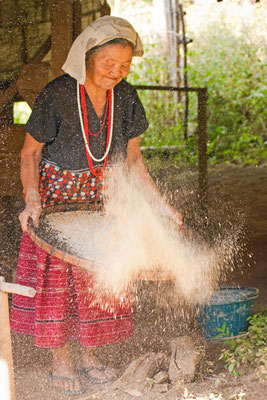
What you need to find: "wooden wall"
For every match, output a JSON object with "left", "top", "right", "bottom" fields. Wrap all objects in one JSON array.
[
  {"left": 0, "top": 1, "right": 110, "bottom": 197},
  {"left": 0, "top": 0, "right": 111, "bottom": 273},
  {"left": 0, "top": 0, "right": 103, "bottom": 82},
  {"left": 0, "top": 125, "right": 24, "bottom": 196}
]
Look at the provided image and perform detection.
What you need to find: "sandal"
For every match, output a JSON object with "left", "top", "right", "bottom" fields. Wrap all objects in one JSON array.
[
  {"left": 49, "top": 372, "right": 86, "bottom": 396},
  {"left": 80, "top": 365, "right": 116, "bottom": 384}
]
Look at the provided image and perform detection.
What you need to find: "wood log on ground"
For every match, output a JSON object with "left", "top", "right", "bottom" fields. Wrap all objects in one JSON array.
[
  {"left": 168, "top": 336, "right": 200, "bottom": 384},
  {"left": 113, "top": 352, "right": 167, "bottom": 392},
  {"left": 155, "top": 383, "right": 169, "bottom": 393},
  {"left": 153, "top": 370, "right": 169, "bottom": 384}
]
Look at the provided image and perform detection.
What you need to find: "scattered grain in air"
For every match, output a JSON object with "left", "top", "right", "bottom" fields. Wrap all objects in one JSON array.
[{"left": 44, "top": 166, "right": 241, "bottom": 305}]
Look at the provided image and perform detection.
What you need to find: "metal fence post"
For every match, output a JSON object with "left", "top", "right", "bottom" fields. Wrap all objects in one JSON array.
[
  {"left": 135, "top": 85, "right": 208, "bottom": 198},
  {"left": 197, "top": 88, "right": 208, "bottom": 201}
]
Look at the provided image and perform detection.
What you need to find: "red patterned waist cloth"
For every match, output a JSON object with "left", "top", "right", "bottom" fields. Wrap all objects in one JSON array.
[{"left": 39, "top": 160, "right": 105, "bottom": 207}]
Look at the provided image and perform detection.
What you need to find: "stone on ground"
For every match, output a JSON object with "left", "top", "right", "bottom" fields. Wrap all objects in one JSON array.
[
  {"left": 168, "top": 336, "right": 200, "bottom": 384},
  {"left": 113, "top": 352, "right": 167, "bottom": 394},
  {"left": 153, "top": 370, "right": 169, "bottom": 384}
]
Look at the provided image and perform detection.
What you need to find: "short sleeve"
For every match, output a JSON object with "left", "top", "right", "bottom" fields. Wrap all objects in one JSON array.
[{"left": 25, "top": 82, "right": 61, "bottom": 144}]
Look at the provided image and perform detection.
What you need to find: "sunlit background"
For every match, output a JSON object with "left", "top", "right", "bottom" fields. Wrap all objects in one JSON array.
[
  {"left": 13, "top": 102, "right": 32, "bottom": 125},
  {"left": 12, "top": 0, "right": 266, "bottom": 165}
]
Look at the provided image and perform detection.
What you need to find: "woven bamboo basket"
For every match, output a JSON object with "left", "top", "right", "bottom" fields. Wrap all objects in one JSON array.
[{"left": 27, "top": 202, "right": 175, "bottom": 281}]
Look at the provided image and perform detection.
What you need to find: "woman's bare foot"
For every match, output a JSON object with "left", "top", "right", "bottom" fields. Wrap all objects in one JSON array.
[
  {"left": 51, "top": 343, "right": 84, "bottom": 393},
  {"left": 81, "top": 348, "right": 117, "bottom": 382}
]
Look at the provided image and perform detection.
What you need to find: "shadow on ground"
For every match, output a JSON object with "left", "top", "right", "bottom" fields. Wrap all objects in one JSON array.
[{"left": 1, "top": 163, "right": 266, "bottom": 399}]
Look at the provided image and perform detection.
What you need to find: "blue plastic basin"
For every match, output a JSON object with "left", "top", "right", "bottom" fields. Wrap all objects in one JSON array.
[{"left": 197, "top": 286, "right": 259, "bottom": 340}]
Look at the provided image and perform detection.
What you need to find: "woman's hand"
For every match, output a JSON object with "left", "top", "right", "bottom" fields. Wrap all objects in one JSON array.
[
  {"left": 126, "top": 138, "right": 189, "bottom": 235},
  {"left": 19, "top": 134, "right": 44, "bottom": 232},
  {"left": 167, "top": 204, "right": 184, "bottom": 227},
  {"left": 166, "top": 204, "right": 194, "bottom": 238},
  {"left": 19, "top": 191, "right": 42, "bottom": 232}
]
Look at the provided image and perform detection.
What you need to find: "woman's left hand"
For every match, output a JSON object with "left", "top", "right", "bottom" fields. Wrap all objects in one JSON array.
[
  {"left": 167, "top": 204, "right": 183, "bottom": 227},
  {"left": 166, "top": 205, "right": 192, "bottom": 237}
]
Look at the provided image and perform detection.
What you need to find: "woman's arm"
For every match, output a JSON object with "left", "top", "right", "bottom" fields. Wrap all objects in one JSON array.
[
  {"left": 19, "top": 133, "right": 45, "bottom": 231},
  {"left": 126, "top": 136, "right": 183, "bottom": 226}
]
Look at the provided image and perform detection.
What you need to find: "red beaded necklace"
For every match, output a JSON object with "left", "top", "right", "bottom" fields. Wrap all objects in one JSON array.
[{"left": 79, "top": 84, "right": 113, "bottom": 177}]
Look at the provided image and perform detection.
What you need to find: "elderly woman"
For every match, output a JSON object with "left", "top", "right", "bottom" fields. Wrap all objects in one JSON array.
[{"left": 10, "top": 16, "right": 182, "bottom": 396}]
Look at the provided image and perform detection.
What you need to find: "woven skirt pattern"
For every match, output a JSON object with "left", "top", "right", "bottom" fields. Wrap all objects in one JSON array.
[
  {"left": 10, "top": 233, "right": 134, "bottom": 348},
  {"left": 10, "top": 162, "right": 134, "bottom": 348}
]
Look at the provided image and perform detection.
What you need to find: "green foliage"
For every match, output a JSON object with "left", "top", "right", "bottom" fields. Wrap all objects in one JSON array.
[
  {"left": 218, "top": 310, "right": 267, "bottom": 378},
  {"left": 128, "top": 25, "right": 266, "bottom": 166},
  {"left": 187, "top": 25, "right": 267, "bottom": 165},
  {"left": 207, "top": 132, "right": 267, "bottom": 165},
  {"left": 130, "top": 44, "right": 169, "bottom": 85},
  {"left": 13, "top": 101, "right": 32, "bottom": 125},
  {"left": 216, "top": 321, "right": 233, "bottom": 339},
  {"left": 129, "top": 46, "right": 197, "bottom": 163}
]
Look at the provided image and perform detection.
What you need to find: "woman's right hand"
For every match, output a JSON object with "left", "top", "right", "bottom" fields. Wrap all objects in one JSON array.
[{"left": 19, "top": 191, "right": 42, "bottom": 232}]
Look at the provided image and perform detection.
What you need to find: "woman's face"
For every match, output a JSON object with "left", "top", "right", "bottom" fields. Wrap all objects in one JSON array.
[{"left": 86, "top": 44, "right": 133, "bottom": 91}]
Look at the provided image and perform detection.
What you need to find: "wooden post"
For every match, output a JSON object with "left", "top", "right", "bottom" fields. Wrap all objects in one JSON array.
[
  {"left": 0, "top": 276, "right": 16, "bottom": 400},
  {"left": 51, "top": 0, "right": 74, "bottom": 78},
  {"left": 100, "top": 1, "right": 111, "bottom": 16},
  {"left": 0, "top": 276, "right": 36, "bottom": 400}
]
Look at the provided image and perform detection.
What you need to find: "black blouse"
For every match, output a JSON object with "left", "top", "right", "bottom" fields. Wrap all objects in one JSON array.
[{"left": 25, "top": 74, "right": 149, "bottom": 170}]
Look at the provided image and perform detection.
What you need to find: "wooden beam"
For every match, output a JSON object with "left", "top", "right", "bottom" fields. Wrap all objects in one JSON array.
[
  {"left": 100, "top": 1, "right": 111, "bottom": 16},
  {"left": 30, "top": 36, "right": 51, "bottom": 63},
  {"left": 51, "top": 0, "right": 73, "bottom": 78},
  {"left": 17, "top": 62, "right": 49, "bottom": 109},
  {"left": 73, "top": 0, "right": 82, "bottom": 40},
  {"left": 0, "top": 36, "right": 51, "bottom": 112},
  {"left": 0, "top": 83, "right": 17, "bottom": 113}
]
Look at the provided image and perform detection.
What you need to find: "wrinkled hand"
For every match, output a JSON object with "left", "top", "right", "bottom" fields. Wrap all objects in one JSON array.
[
  {"left": 171, "top": 209, "right": 184, "bottom": 228},
  {"left": 167, "top": 205, "right": 192, "bottom": 237},
  {"left": 19, "top": 191, "right": 41, "bottom": 232},
  {"left": 167, "top": 204, "right": 183, "bottom": 227}
]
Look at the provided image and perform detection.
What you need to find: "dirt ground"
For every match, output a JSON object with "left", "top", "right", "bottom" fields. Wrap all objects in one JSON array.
[{"left": 1, "top": 163, "right": 267, "bottom": 400}]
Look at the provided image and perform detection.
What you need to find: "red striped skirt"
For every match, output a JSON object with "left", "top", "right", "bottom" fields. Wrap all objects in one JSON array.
[
  {"left": 10, "top": 233, "right": 133, "bottom": 348},
  {"left": 10, "top": 162, "right": 134, "bottom": 348}
]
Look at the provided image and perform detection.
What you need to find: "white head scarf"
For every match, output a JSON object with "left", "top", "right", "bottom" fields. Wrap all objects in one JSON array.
[{"left": 62, "top": 16, "right": 144, "bottom": 85}]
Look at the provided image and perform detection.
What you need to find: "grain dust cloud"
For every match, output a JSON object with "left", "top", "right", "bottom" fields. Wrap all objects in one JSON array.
[{"left": 45, "top": 165, "right": 243, "bottom": 306}]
